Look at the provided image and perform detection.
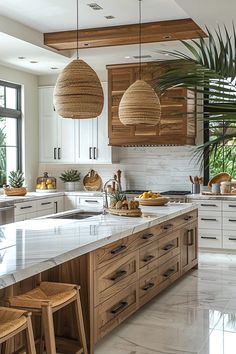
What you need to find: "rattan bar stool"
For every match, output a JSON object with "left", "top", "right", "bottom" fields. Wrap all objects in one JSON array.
[
  {"left": 8, "top": 282, "right": 88, "bottom": 354},
  {"left": 0, "top": 307, "right": 36, "bottom": 354}
]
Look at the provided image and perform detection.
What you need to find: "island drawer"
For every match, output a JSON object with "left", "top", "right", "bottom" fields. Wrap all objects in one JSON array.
[
  {"left": 158, "top": 230, "right": 181, "bottom": 264},
  {"left": 158, "top": 254, "right": 181, "bottom": 287},
  {"left": 139, "top": 268, "right": 159, "bottom": 306},
  {"left": 223, "top": 230, "right": 236, "bottom": 249},
  {"left": 14, "top": 201, "right": 37, "bottom": 215},
  {"left": 95, "top": 284, "right": 137, "bottom": 340},
  {"left": 94, "top": 252, "right": 138, "bottom": 305},
  {"left": 139, "top": 242, "right": 159, "bottom": 277},
  {"left": 158, "top": 210, "right": 198, "bottom": 235}
]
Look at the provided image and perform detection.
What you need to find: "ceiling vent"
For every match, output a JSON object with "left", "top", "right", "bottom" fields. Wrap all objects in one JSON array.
[
  {"left": 105, "top": 15, "right": 115, "bottom": 19},
  {"left": 87, "top": 3, "right": 103, "bottom": 10},
  {"left": 133, "top": 55, "right": 152, "bottom": 59}
]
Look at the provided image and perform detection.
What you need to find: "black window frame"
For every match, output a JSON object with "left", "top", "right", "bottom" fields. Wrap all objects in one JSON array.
[{"left": 0, "top": 80, "right": 22, "bottom": 173}]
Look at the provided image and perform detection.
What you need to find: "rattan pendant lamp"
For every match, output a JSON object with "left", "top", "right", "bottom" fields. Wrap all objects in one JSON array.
[
  {"left": 53, "top": 0, "right": 104, "bottom": 119},
  {"left": 119, "top": 0, "right": 161, "bottom": 126}
]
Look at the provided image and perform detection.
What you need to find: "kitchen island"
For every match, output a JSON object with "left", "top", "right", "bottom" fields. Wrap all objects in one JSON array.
[{"left": 0, "top": 203, "right": 198, "bottom": 353}]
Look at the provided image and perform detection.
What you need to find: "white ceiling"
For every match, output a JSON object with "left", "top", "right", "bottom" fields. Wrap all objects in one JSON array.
[{"left": 0, "top": 0, "right": 235, "bottom": 75}]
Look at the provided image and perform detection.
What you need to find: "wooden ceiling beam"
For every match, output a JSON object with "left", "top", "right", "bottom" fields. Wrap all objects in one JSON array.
[{"left": 44, "top": 18, "right": 206, "bottom": 51}]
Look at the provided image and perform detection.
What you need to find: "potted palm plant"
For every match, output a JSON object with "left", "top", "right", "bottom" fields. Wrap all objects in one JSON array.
[
  {"left": 59, "top": 169, "right": 81, "bottom": 191},
  {"left": 4, "top": 170, "right": 27, "bottom": 196},
  {"left": 152, "top": 26, "right": 236, "bottom": 179}
]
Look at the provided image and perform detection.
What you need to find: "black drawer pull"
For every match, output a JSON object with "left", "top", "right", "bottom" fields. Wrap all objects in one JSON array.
[
  {"left": 162, "top": 244, "right": 175, "bottom": 251},
  {"left": 228, "top": 205, "right": 236, "bottom": 208},
  {"left": 110, "top": 301, "right": 128, "bottom": 315},
  {"left": 143, "top": 282, "right": 155, "bottom": 291},
  {"left": 20, "top": 206, "right": 33, "bottom": 210},
  {"left": 111, "top": 245, "right": 127, "bottom": 255},
  {"left": 201, "top": 218, "right": 217, "bottom": 221},
  {"left": 89, "top": 147, "right": 92, "bottom": 159},
  {"left": 111, "top": 270, "right": 127, "bottom": 281},
  {"left": 54, "top": 147, "right": 57, "bottom": 160},
  {"left": 163, "top": 268, "right": 175, "bottom": 278},
  {"left": 163, "top": 223, "right": 173, "bottom": 230},
  {"left": 143, "top": 255, "right": 155, "bottom": 263},
  {"left": 200, "top": 204, "right": 217, "bottom": 207},
  {"left": 229, "top": 238, "right": 236, "bottom": 241},
  {"left": 229, "top": 219, "right": 236, "bottom": 222},
  {"left": 58, "top": 147, "right": 61, "bottom": 160},
  {"left": 41, "top": 202, "right": 52, "bottom": 206},
  {"left": 141, "top": 233, "right": 154, "bottom": 240},
  {"left": 201, "top": 236, "right": 217, "bottom": 240},
  {"left": 84, "top": 200, "right": 99, "bottom": 203},
  {"left": 184, "top": 215, "right": 192, "bottom": 221}
]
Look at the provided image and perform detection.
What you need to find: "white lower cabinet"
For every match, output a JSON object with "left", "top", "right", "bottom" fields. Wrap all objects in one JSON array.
[
  {"left": 199, "top": 229, "right": 222, "bottom": 248},
  {"left": 14, "top": 196, "right": 64, "bottom": 221},
  {"left": 64, "top": 194, "right": 103, "bottom": 211}
]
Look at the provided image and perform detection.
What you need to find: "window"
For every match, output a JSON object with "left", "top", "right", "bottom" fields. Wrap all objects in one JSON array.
[
  {"left": 0, "top": 81, "right": 22, "bottom": 186},
  {"left": 204, "top": 79, "right": 236, "bottom": 182}
]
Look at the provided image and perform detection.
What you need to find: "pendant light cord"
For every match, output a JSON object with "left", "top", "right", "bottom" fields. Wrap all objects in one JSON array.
[
  {"left": 76, "top": 0, "right": 79, "bottom": 59},
  {"left": 139, "top": 0, "right": 142, "bottom": 80}
]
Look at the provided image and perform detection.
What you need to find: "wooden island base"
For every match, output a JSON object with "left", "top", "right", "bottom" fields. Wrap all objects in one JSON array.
[{"left": 0, "top": 209, "right": 198, "bottom": 354}]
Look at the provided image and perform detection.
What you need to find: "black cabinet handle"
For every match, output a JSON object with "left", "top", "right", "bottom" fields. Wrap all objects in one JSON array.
[
  {"left": 84, "top": 200, "right": 99, "bottom": 203},
  {"left": 184, "top": 215, "right": 192, "bottom": 221},
  {"left": 163, "top": 223, "right": 173, "bottom": 230},
  {"left": 229, "top": 219, "right": 236, "bottom": 222},
  {"left": 111, "top": 270, "right": 127, "bottom": 281},
  {"left": 141, "top": 233, "right": 154, "bottom": 240},
  {"left": 110, "top": 301, "right": 128, "bottom": 314},
  {"left": 143, "top": 255, "right": 155, "bottom": 263},
  {"left": 228, "top": 205, "right": 236, "bottom": 208},
  {"left": 89, "top": 147, "right": 92, "bottom": 159},
  {"left": 41, "top": 202, "right": 52, "bottom": 206},
  {"left": 162, "top": 244, "right": 175, "bottom": 251},
  {"left": 20, "top": 206, "right": 33, "bottom": 210},
  {"left": 93, "top": 147, "right": 97, "bottom": 159},
  {"left": 110, "top": 245, "right": 127, "bottom": 255},
  {"left": 201, "top": 236, "right": 217, "bottom": 240},
  {"left": 58, "top": 147, "right": 61, "bottom": 160},
  {"left": 187, "top": 230, "right": 194, "bottom": 246},
  {"left": 229, "top": 237, "right": 236, "bottom": 241},
  {"left": 163, "top": 268, "right": 175, "bottom": 278},
  {"left": 143, "top": 282, "right": 155, "bottom": 291},
  {"left": 54, "top": 147, "right": 57, "bottom": 160},
  {"left": 200, "top": 204, "right": 217, "bottom": 207},
  {"left": 201, "top": 218, "right": 217, "bottom": 221}
]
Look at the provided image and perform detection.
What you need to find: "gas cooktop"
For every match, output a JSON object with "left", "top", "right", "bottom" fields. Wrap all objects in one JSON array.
[{"left": 124, "top": 190, "right": 191, "bottom": 195}]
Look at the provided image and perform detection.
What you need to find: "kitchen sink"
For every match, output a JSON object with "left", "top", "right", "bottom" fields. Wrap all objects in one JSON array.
[{"left": 49, "top": 211, "right": 102, "bottom": 220}]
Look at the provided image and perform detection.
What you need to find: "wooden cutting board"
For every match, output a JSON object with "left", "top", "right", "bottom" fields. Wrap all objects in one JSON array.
[{"left": 83, "top": 169, "right": 102, "bottom": 191}]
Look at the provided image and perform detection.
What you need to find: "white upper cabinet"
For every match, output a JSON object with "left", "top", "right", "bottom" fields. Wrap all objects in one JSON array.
[
  {"left": 39, "top": 84, "right": 116, "bottom": 164},
  {"left": 39, "top": 87, "right": 75, "bottom": 163},
  {"left": 75, "top": 82, "right": 114, "bottom": 164}
]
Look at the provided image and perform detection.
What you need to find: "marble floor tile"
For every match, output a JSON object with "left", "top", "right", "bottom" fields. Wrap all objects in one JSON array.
[{"left": 95, "top": 252, "right": 236, "bottom": 354}]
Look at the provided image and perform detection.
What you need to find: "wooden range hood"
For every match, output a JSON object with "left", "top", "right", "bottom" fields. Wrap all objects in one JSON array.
[{"left": 44, "top": 18, "right": 206, "bottom": 51}]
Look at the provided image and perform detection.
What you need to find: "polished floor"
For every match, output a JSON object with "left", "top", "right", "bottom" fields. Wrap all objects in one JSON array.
[{"left": 95, "top": 252, "right": 236, "bottom": 354}]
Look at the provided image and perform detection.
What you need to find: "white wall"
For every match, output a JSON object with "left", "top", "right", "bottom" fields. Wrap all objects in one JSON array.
[{"left": 0, "top": 64, "right": 39, "bottom": 190}]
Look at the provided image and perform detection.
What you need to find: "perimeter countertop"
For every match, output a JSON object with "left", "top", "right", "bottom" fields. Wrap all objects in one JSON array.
[
  {"left": 0, "top": 203, "right": 197, "bottom": 289},
  {"left": 188, "top": 194, "right": 236, "bottom": 201}
]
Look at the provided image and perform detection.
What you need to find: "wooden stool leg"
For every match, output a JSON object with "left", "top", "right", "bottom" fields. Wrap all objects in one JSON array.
[
  {"left": 42, "top": 304, "right": 56, "bottom": 354},
  {"left": 74, "top": 291, "right": 88, "bottom": 354},
  {"left": 1, "top": 340, "right": 10, "bottom": 354},
  {"left": 25, "top": 315, "right": 36, "bottom": 354}
]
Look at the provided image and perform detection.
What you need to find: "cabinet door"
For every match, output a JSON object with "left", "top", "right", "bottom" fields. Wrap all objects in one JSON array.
[
  {"left": 57, "top": 115, "right": 76, "bottom": 163},
  {"left": 76, "top": 119, "right": 93, "bottom": 162},
  {"left": 39, "top": 87, "right": 58, "bottom": 162},
  {"left": 181, "top": 221, "right": 198, "bottom": 274}
]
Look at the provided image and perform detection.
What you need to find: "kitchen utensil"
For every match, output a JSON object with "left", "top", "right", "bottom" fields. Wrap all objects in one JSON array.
[
  {"left": 208, "top": 172, "right": 231, "bottom": 189},
  {"left": 191, "top": 184, "right": 200, "bottom": 194},
  {"left": 193, "top": 176, "right": 199, "bottom": 184},
  {"left": 135, "top": 196, "right": 169, "bottom": 206},
  {"left": 189, "top": 176, "right": 194, "bottom": 184},
  {"left": 83, "top": 169, "right": 102, "bottom": 191}
]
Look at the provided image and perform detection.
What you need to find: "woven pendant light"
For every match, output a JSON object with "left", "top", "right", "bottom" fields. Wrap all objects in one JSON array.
[
  {"left": 119, "top": 0, "right": 161, "bottom": 126},
  {"left": 53, "top": 0, "right": 104, "bottom": 119}
]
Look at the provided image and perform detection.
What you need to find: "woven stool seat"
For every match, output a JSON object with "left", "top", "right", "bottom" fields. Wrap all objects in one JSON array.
[
  {"left": 9, "top": 282, "right": 78, "bottom": 309},
  {"left": 0, "top": 307, "right": 27, "bottom": 339}
]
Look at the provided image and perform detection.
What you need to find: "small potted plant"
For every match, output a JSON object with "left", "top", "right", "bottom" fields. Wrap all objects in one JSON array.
[
  {"left": 59, "top": 169, "right": 81, "bottom": 191},
  {"left": 4, "top": 170, "right": 27, "bottom": 196}
]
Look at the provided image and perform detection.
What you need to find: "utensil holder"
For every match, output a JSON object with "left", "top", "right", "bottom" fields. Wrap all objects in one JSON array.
[{"left": 192, "top": 184, "right": 200, "bottom": 194}]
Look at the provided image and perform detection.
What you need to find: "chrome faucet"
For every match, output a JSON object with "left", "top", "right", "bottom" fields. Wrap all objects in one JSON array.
[{"left": 103, "top": 179, "right": 121, "bottom": 209}]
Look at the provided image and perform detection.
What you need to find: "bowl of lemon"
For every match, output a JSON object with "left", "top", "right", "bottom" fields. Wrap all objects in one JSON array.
[{"left": 135, "top": 191, "right": 169, "bottom": 206}]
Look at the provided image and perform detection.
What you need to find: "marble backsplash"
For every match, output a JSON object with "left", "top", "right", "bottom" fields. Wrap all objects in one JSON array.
[{"left": 38, "top": 146, "right": 201, "bottom": 192}]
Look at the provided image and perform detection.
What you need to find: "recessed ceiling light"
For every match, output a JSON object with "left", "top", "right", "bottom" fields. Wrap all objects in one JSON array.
[
  {"left": 51, "top": 67, "right": 59, "bottom": 70},
  {"left": 30, "top": 61, "right": 38, "bottom": 64},
  {"left": 105, "top": 15, "right": 115, "bottom": 19},
  {"left": 164, "top": 53, "right": 169, "bottom": 56},
  {"left": 124, "top": 56, "right": 131, "bottom": 59},
  {"left": 18, "top": 56, "right": 26, "bottom": 60},
  {"left": 87, "top": 3, "right": 103, "bottom": 10}
]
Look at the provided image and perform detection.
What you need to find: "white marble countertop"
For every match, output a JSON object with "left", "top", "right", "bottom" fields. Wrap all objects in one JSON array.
[
  {"left": 0, "top": 203, "right": 197, "bottom": 289},
  {"left": 0, "top": 191, "right": 65, "bottom": 203},
  {"left": 188, "top": 193, "right": 236, "bottom": 200}
]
